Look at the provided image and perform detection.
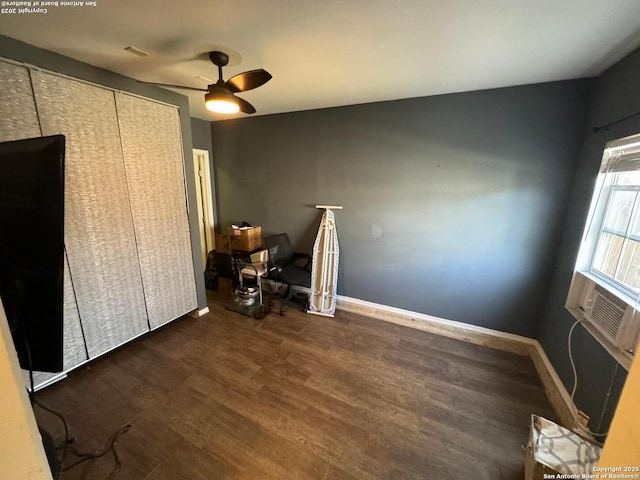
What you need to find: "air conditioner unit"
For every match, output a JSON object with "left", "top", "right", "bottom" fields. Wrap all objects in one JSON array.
[{"left": 577, "top": 276, "right": 640, "bottom": 353}]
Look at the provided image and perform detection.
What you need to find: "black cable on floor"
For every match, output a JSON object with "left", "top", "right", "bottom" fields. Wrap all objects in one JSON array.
[
  {"left": 33, "top": 399, "right": 70, "bottom": 480},
  {"left": 23, "top": 333, "right": 132, "bottom": 479},
  {"left": 60, "top": 423, "right": 132, "bottom": 479}
]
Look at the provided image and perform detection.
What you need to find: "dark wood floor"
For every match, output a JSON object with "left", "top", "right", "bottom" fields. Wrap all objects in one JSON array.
[{"left": 35, "top": 290, "right": 557, "bottom": 479}]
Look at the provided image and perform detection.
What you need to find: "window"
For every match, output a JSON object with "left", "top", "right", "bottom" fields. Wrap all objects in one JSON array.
[
  {"left": 590, "top": 171, "right": 640, "bottom": 297},
  {"left": 576, "top": 133, "right": 640, "bottom": 305},
  {"left": 568, "top": 133, "right": 640, "bottom": 366}
]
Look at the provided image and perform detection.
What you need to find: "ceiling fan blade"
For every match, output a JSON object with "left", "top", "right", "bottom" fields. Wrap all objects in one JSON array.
[
  {"left": 235, "top": 96, "right": 257, "bottom": 114},
  {"left": 136, "top": 80, "right": 208, "bottom": 92},
  {"left": 226, "top": 69, "right": 272, "bottom": 93}
]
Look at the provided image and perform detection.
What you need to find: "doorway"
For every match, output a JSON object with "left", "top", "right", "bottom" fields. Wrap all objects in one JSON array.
[{"left": 192, "top": 149, "right": 216, "bottom": 266}]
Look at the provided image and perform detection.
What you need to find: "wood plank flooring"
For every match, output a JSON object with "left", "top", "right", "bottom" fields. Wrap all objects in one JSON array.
[{"left": 35, "top": 291, "right": 557, "bottom": 479}]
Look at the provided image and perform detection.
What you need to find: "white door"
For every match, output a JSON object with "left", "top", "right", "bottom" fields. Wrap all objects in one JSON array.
[{"left": 193, "top": 149, "right": 216, "bottom": 266}]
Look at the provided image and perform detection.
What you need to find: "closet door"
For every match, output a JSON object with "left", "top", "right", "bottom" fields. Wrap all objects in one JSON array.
[
  {"left": 0, "top": 62, "right": 40, "bottom": 142},
  {"left": 0, "top": 62, "right": 88, "bottom": 384},
  {"left": 30, "top": 71, "right": 149, "bottom": 358},
  {"left": 115, "top": 93, "right": 197, "bottom": 329},
  {"left": 61, "top": 252, "right": 88, "bottom": 368}
]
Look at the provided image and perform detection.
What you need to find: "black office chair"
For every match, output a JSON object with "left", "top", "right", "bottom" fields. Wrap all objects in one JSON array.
[{"left": 263, "top": 233, "right": 311, "bottom": 315}]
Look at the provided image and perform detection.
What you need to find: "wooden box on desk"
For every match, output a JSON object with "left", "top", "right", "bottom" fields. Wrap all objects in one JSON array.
[
  {"left": 215, "top": 234, "right": 231, "bottom": 254},
  {"left": 228, "top": 226, "right": 262, "bottom": 252}
]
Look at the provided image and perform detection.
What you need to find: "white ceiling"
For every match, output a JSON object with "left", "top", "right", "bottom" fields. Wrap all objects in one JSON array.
[{"left": 2, "top": 0, "right": 640, "bottom": 121}]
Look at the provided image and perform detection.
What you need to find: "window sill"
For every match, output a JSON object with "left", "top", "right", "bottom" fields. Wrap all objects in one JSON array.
[{"left": 586, "top": 270, "right": 639, "bottom": 308}]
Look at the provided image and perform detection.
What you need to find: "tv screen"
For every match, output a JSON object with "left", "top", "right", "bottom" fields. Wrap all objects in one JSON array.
[{"left": 0, "top": 135, "right": 65, "bottom": 373}]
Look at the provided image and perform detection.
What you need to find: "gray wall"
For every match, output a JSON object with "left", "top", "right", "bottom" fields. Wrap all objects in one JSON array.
[
  {"left": 0, "top": 35, "right": 207, "bottom": 309},
  {"left": 211, "top": 80, "right": 591, "bottom": 337},
  {"left": 191, "top": 116, "right": 214, "bottom": 156},
  {"left": 538, "top": 47, "right": 640, "bottom": 434}
]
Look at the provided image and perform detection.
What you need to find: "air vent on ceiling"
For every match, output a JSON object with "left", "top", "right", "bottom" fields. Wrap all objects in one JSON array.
[{"left": 124, "top": 46, "right": 149, "bottom": 57}]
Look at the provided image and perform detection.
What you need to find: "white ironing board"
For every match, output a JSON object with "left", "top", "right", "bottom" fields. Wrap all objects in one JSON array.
[{"left": 308, "top": 205, "right": 342, "bottom": 317}]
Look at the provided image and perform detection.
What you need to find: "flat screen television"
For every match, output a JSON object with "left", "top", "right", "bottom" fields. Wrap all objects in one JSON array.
[{"left": 0, "top": 134, "right": 65, "bottom": 373}]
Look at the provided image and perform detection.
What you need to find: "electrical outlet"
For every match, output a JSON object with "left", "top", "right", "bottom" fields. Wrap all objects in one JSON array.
[{"left": 577, "top": 410, "right": 590, "bottom": 428}]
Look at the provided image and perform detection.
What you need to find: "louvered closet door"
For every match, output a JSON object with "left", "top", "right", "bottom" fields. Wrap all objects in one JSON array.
[
  {"left": 0, "top": 62, "right": 88, "bottom": 383},
  {"left": 31, "top": 71, "right": 149, "bottom": 358},
  {"left": 0, "top": 62, "right": 41, "bottom": 142},
  {"left": 115, "top": 93, "right": 197, "bottom": 329},
  {"left": 60, "top": 252, "right": 88, "bottom": 367}
]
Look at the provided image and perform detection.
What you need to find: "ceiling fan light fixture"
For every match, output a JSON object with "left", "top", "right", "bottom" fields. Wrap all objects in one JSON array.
[
  {"left": 140, "top": 50, "right": 269, "bottom": 115},
  {"left": 205, "top": 89, "right": 239, "bottom": 114}
]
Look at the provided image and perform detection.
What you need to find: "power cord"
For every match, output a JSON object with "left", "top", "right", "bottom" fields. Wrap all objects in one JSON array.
[
  {"left": 23, "top": 334, "right": 132, "bottom": 478},
  {"left": 568, "top": 319, "right": 581, "bottom": 399},
  {"left": 32, "top": 393, "right": 132, "bottom": 479},
  {"left": 60, "top": 424, "right": 132, "bottom": 480},
  {"left": 33, "top": 399, "right": 70, "bottom": 480},
  {"left": 567, "top": 318, "right": 609, "bottom": 438},
  {"left": 13, "top": 265, "right": 132, "bottom": 477}
]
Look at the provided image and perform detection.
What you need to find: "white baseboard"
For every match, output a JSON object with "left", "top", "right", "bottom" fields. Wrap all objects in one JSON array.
[
  {"left": 26, "top": 371, "right": 67, "bottom": 392},
  {"left": 528, "top": 340, "right": 577, "bottom": 428},
  {"left": 329, "top": 293, "right": 577, "bottom": 427},
  {"left": 189, "top": 307, "right": 210, "bottom": 318},
  {"left": 335, "top": 294, "right": 535, "bottom": 356}
]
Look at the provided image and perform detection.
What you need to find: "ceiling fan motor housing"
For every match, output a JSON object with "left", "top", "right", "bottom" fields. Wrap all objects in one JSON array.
[{"left": 209, "top": 51, "right": 229, "bottom": 67}]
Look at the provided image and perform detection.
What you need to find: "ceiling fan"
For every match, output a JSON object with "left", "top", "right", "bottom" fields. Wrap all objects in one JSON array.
[{"left": 139, "top": 51, "right": 272, "bottom": 114}]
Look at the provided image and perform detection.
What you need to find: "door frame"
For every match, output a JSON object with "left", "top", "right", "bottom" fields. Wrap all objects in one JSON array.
[{"left": 192, "top": 149, "right": 216, "bottom": 266}]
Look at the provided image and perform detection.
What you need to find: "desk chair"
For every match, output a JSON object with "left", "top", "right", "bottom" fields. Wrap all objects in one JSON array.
[
  {"left": 263, "top": 233, "right": 311, "bottom": 315},
  {"left": 238, "top": 249, "right": 269, "bottom": 305}
]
